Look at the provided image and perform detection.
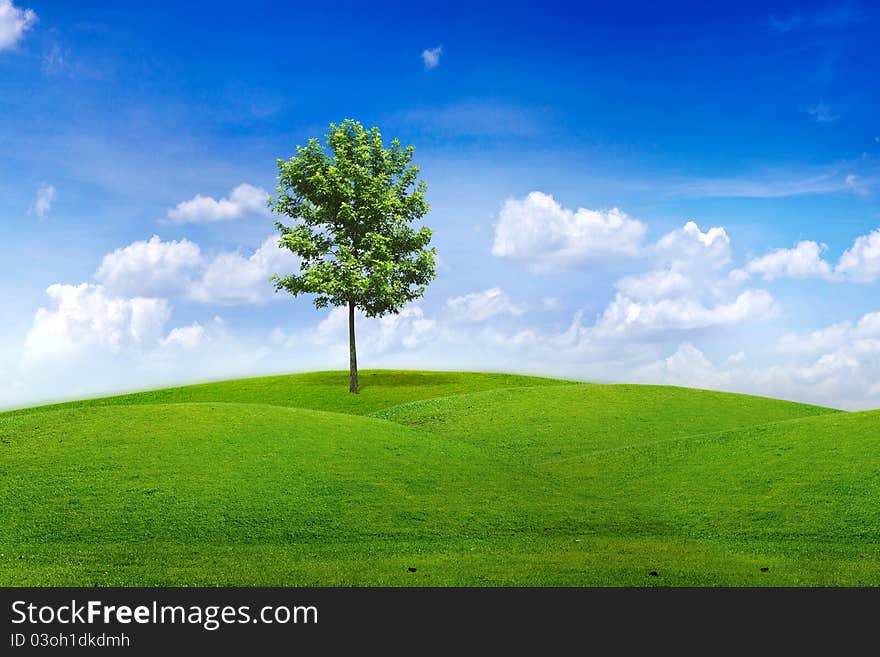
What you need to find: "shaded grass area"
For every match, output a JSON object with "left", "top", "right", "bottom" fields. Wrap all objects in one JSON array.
[
  {"left": 2, "top": 371, "right": 878, "bottom": 586},
  {"left": 372, "top": 384, "right": 836, "bottom": 462}
]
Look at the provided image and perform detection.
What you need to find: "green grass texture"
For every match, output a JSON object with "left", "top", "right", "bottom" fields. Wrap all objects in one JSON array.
[{"left": 2, "top": 370, "right": 878, "bottom": 586}]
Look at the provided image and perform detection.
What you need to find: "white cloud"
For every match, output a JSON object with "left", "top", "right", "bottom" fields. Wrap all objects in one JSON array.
[
  {"left": 189, "top": 235, "right": 300, "bottom": 305},
  {"left": 167, "top": 183, "right": 269, "bottom": 223},
  {"left": 308, "top": 304, "right": 436, "bottom": 356},
  {"left": 445, "top": 288, "right": 525, "bottom": 323},
  {"left": 374, "top": 307, "right": 437, "bottom": 351},
  {"left": 542, "top": 296, "right": 562, "bottom": 311},
  {"left": 491, "top": 191, "right": 646, "bottom": 272},
  {"left": 161, "top": 322, "right": 207, "bottom": 349},
  {"left": 594, "top": 290, "right": 776, "bottom": 338},
  {"left": 779, "top": 311, "right": 880, "bottom": 357},
  {"left": 635, "top": 343, "right": 733, "bottom": 390},
  {"left": 23, "top": 284, "right": 170, "bottom": 365},
  {"left": 662, "top": 343, "right": 716, "bottom": 379},
  {"left": 835, "top": 228, "right": 880, "bottom": 282},
  {"left": 95, "top": 235, "right": 203, "bottom": 297},
  {"left": 592, "top": 221, "right": 774, "bottom": 339},
  {"left": 631, "top": 308, "right": 880, "bottom": 410},
  {"left": 740, "top": 228, "right": 880, "bottom": 283},
  {"left": 421, "top": 45, "right": 442, "bottom": 70},
  {"left": 14, "top": 293, "right": 273, "bottom": 407},
  {"left": 0, "top": 0, "right": 36, "bottom": 51},
  {"left": 616, "top": 269, "right": 692, "bottom": 302},
  {"left": 32, "top": 182, "right": 54, "bottom": 218},
  {"left": 93, "top": 234, "right": 298, "bottom": 305},
  {"left": 654, "top": 221, "right": 731, "bottom": 269},
  {"left": 648, "top": 313, "right": 880, "bottom": 410},
  {"left": 622, "top": 222, "right": 734, "bottom": 305},
  {"left": 745, "top": 240, "right": 834, "bottom": 280}
]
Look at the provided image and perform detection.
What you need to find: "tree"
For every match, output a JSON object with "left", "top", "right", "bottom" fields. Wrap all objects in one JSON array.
[{"left": 269, "top": 119, "right": 436, "bottom": 394}]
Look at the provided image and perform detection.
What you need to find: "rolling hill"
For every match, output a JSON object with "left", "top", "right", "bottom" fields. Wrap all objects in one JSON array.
[{"left": 2, "top": 370, "right": 878, "bottom": 586}]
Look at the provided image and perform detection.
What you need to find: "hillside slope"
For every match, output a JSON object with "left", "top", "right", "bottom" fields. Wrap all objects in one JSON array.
[{"left": 3, "top": 370, "right": 878, "bottom": 586}]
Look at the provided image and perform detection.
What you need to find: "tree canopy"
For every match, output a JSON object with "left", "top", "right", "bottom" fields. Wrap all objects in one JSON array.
[{"left": 269, "top": 119, "right": 436, "bottom": 392}]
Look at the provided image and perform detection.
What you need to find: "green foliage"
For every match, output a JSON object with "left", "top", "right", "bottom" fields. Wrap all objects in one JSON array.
[
  {"left": 269, "top": 120, "right": 436, "bottom": 317},
  {"left": 4, "top": 371, "right": 880, "bottom": 586}
]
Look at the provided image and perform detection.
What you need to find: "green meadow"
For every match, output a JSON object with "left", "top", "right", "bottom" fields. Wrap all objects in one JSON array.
[{"left": 2, "top": 370, "right": 878, "bottom": 586}]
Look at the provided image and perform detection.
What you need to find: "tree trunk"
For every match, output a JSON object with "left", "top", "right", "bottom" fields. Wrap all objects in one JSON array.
[{"left": 348, "top": 300, "right": 360, "bottom": 394}]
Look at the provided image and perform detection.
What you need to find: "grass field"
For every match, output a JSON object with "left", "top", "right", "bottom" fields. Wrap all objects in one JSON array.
[{"left": 2, "top": 370, "right": 879, "bottom": 586}]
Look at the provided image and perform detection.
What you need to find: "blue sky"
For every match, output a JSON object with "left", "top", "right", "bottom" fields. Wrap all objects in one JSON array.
[{"left": 1, "top": 0, "right": 879, "bottom": 409}]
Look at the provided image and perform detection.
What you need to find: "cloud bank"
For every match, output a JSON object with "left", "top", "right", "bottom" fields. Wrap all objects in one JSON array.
[{"left": 8, "top": 196, "right": 880, "bottom": 412}]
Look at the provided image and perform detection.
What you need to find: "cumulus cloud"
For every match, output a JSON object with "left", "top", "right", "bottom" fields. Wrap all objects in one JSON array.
[
  {"left": 189, "top": 235, "right": 300, "bottom": 305},
  {"left": 654, "top": 221, "right": 731, "bottom": 269},
  {"left": 95, "top": 235, "right": 203, "bottom": 297},
  {"left": 593, "top": 221, "right": 775, "bottom": 339},
  {"left": 744, "top": 240, "right": 834, "bottom": 280},
  {"left": 23, "top": 284, "right": 170, "bottom": 365},
  {"left": 32, "top": 182, "right": 54, "bottom": 218},
  {"left": 445, "top": 288, "right": 525, "bottom": 323},
  {"left": 491, "top": 191, "right": 646, "bottom": 272},
  {"left": 167, "top": 183, "right": 269, "bottom": 223},
  {"left": 0, "top": 0, "right": 36, "bottom": 51},
  {"left": 836, "top": 228, "right": 880, "bottom": 282},
  {"left": 16, "top": 233, "right": 300, "bottom": 396},
  {"left": 637, "top": 314, "right": 880, "bottom": 410},
  {"left": 16, "top": 300, "right": 274, "bottom": 407},
  {"left": 161, "top": 322, "right": 207, "bottom": 349},
  {"left": 634, "top": 343, "right": 734, "bottom": 390},
  {"left": 594, "top": 290, "right": 776, "bottom": 338},
  {"left": 779, "top": 311, "right": 880, "bottom": 357},
  {"left": 615, "top": 269, "right": 692, "bottom": 302},
  {"left": 421, "top": 45, "right": 442, "bottom": 69},
  {"left": 93, "top": 234, "right": 298, "bottom": 305},
  {"left": 629, "top": 308, "right": 880, "bottom": 410},
  {"left": 305, "top": 304, "right": 437, "bottom": 357},
  {"left": 159, "top": 317, "right": 234, "bottom": 351},
  {"left": 741, "top": 228, "right": 880, "bottom": 283},
  {"left": 615, "top": 223, "right": 734, "bottom": 305}
]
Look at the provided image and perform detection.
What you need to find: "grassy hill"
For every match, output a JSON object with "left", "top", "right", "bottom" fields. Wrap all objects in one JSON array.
[{"left": 2, "top": 370, "right": 878, "bottom": 586}]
